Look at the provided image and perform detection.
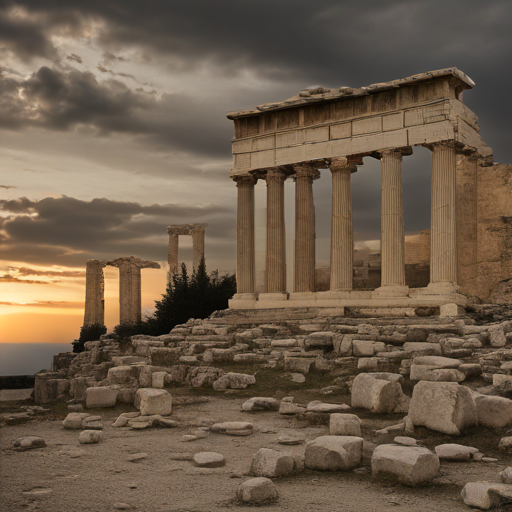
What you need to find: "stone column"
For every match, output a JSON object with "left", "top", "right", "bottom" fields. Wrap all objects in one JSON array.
[
  {"left": 374, "top": 149, "right": 408, "bottom": 296},
  {"left": 108, "top": 256, "right": 161, "bottom": 325},
  {"left": 330, "top": 158, "right": 357, "bottom": 291},
  {"left": 294, "top": 164, "right": 319, "bottom": 292},
  {"left": 83, "top": 259, "right": 107, "bottom": 326},
  {"left": 428, "top": 142, "right": 458, "bottom": 292},
  {"left": 191, "top": 224, "right": 207, "bottom": 271},
  {"left": 234, "top": 175, "right": 257, "bottom": 294},
  {"left": 265, "top": 168, "right": 287, "bottom": 293},
  {"left": 167, "top": 230, "right": 179, "bottom": 276}
]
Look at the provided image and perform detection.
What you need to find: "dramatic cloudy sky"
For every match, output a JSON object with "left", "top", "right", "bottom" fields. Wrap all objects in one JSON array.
[{"left": 0, "top": 0, "right": 511, "bottom": 345}]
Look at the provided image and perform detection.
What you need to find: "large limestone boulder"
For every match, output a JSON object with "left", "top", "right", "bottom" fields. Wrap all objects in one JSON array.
[
  {"left": 250, "top": 448, "right": 295, "bottom": 478},
  {"left": 79, "top": 430, "right": 103, "bottom": 444},
  {"left": 304, "top": 435, "right": 363, "bottom": 471},
  {"left": 461, "top": 482, "right": 512, "bottom": 510},
  {"left": 474, "top": 394, "right": 512, "bottom": 428},
  {"left": 135, "top": 388, "right": 172, "bottom": 416},
  {"left": 193, "top": 452, "right": 226, "bottom": 468},
  {"left": 351, "top": 373, "right": 405, "bottom": 413},
  {"left": 212, "top": 372, "right": 255, "bottom": 390},
  {"left": 329, "top": 414, "right": 361, "bottom": 437},
  {"left": 306, "top": 401, "right": 350, "bottom": 413},
  {"left": 410, "top": 365, "right": 465, "bottom": 382},
  {"left": 408, "top": 381, "right": 476, "bottom": 435},
  {"left": 85, "top": 386, "right": 119, "bottom": 408},
  {"left": 371, "top": 444, "right": 440, "bottom": 486},
  {"left": 237, "top": 477, "right": 278, "bottom": 504}
]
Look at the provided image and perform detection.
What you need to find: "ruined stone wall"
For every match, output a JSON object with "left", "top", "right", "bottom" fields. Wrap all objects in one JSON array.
[{"left": 473, "top": 163, "right": 512, "bottom": 301}]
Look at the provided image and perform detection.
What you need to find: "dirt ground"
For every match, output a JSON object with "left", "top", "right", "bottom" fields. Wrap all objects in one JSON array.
[{"left": 2, "top": 384, "right": 512, "bottom": 512}]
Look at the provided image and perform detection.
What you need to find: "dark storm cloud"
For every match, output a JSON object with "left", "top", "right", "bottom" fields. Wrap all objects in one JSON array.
[
  {"left": 0, "top": 196, "right": 235, "bottom": 266},
  {"left": 1, "top": 1, "right": 511, "bottom": 161},
  {"left": 0, "top": 185, "right": 16, "bottom": 189},
  {"left": 0, "top": 66, "right": 233, "bottom": 157}
]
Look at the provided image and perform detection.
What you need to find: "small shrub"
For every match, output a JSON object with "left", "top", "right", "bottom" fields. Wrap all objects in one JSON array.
[{"left": 73, "top": 323, "right": 107, "bottom": 353}]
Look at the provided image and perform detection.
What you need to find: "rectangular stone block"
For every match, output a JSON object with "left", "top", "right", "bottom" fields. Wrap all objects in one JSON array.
[
  {"left": 330, "top": 123, "right": 351, "bottom": 140},
  {"left": 352, "top": 116, "right": 382, "bottom": 135}
]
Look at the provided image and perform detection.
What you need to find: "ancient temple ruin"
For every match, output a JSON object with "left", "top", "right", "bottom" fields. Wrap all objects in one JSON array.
[
  {"left": 167, "top": 223, "right": 207, "bottom": 275},
  {"left": 227, "top": 68, "right": 511, "bottom": 313},
  {"left": 83, "top": 256, "right": 160, "bottom": 326}
]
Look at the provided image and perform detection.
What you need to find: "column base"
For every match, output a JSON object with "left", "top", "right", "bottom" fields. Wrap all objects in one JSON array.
[
  {"left": 425, "top": 282, "right": 460, "bottom": 295},
  {"left": 258, "top": 292, "right": 289, "bottom": 301},
  {"left": 232, "top": 293, "right": 257, "bottom": 301},
  {"left": 372, "top": 286, "right": 410, "bottom": 298}
]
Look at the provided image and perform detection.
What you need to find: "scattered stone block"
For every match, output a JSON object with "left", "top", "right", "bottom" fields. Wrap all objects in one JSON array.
[
  {"left": 63, "top": 412, "right": 90, "bottom": 429},
  {"left": 277, "top": 433, "right": 304, "bottom": 445},
  {"left": 291, "top": 373, "right": 306, "bottom": 383},
  {"left": 85, "top": 387, "right": 118, "bottom": 409},
  {"left": 434, "top": 444, "right": 479, "bottom": 460},
  {"left": 82, "top": 415, "right": 103, "bottom": 429},
  {"left": 461, "top": 482, "right": 512, "bottom": 510},
  {"left": 304, "top": 435, "right": 363, "bottom": 471},
  {"left": 279, "top": 402, "right": 306, "bottom": 415},
  {"left": 237, "top": 477, "right": 278, "bottom": 504},
  {"left": 499, "top": 437, "right": 512, "bottom": 452},
  {"left": 212, "top": 372, "right": 256, "bottom": 390},
  {"left": 78, "top": 430, "right": 103, "bottom": 444},
  {"left": 394, "top": 436, "right": 417, "bottom": 446},
  {"left": 410, "top": 365, "right": 465, "bottom": 382},
  {"left": 193, "top": 452, "right": 226, "bottom": 468},
  {"left": 13, "top": 436, "right": 46, "bottom": 450},
  {"left": 474, "top": 395, "right": 512, "bottom": 428},
  {"left": 374, "top": 423, "right": 406, "bottom": 445},
  {"left": 127, "top": 453, "right": 148, "bottom": 462},
  {"left": 371, "top": 444, "right": 439, "bottom": 486},
  {"left": 250, "top": 448, "right": 295, "bottom": 478},
  {"left": 351, "top": 373, "right": 404, "bottom": 413},
  {"left": 135, "top": 388, "right": 172, "bottom": 416},
  {"left": 500, "top": 468, "right": 512, "bottom": 484},
  {"left": 284, "top": 357, "right": 313, "bottom": 374},
  {"left": 241, "top": 397, "right": 280, "bottom": 412},
  {"left": 329, "top": 414, "right": 361, "bottom": 437},
  {"left": 489, "top": 325, "right": 507, "bottom": 348},
  {"left": 353, "top": 340, "right": 374, "bottom": 357},
  {"left": 67, "top": 404, "right": 84, "bottom": 412},
  {"left": 306, "top": 401, "right": 350, "bottom": 413},
  {"left": 107, "top": 366, "right": 133, "bottom": 385},
  {"left": 152, "top": 372, "right": 166, "bottom": 389},
  {"left": 408, "top": 381, "right": 476, "bottom": 435},
  {"left": 211, "top": 421, "right": 253, "bottom": 436}
]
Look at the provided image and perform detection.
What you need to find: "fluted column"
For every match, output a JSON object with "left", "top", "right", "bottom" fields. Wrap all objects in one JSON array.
[
  {"left": 191, "top": 226, "right": 206, "bottom": 271},
  {"left": 429, "top": 142, "right": 458, "bottom": 290},
  {"left": 265, "top": 168, "right": 287, "bottom": 293},
  {"left": 167, "top": 231, "right": 179, "bottom": 276},
  {"left": 294, "top": 164, "right": 319, "bottom": 292},
  {"left": 374, "top": 149, "right": 408, "bottom": 296},
  {"left": 234, "top": 175, "right": 257, "bottom": 294},
  {"left": 83, "top": 259, "right": 107, "bottom": 326},
  {"left": 330, "top": 158, "right": 357, "bottom": 291},
  {"left": 109, "top": 256, "right": 161, "bottom": 325}
]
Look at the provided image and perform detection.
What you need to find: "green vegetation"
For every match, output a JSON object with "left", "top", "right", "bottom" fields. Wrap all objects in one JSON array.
[
  {"left": 113, "top": 258, "right": 236, "bottom": 338},
  {"left": 73, "top": 323, "right": 107, "bottom": 353}
]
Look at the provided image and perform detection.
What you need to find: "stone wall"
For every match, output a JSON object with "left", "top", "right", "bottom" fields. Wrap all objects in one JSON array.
[{"left": 466, "top": 163, "right": 512, "bottom": 301}]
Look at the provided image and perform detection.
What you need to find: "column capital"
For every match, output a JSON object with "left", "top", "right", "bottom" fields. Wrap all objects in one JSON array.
[
  {"left": 232, "top": 174, "right": 258, "bottom": 186},
  {"left": 264, "top": 167, "right": 287, "bottom": 183},
  {"left": 376, "top": 147, "right": 412, "bottom": 160},
  {"left": 329, "top": 157, "right": 358, "bottom": 173},
  {"left": 293, "top": 162, "right": 321, "bottom": 181},
  {"left": 423, "top": 141, "right": 460, "bottom": 152}
]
